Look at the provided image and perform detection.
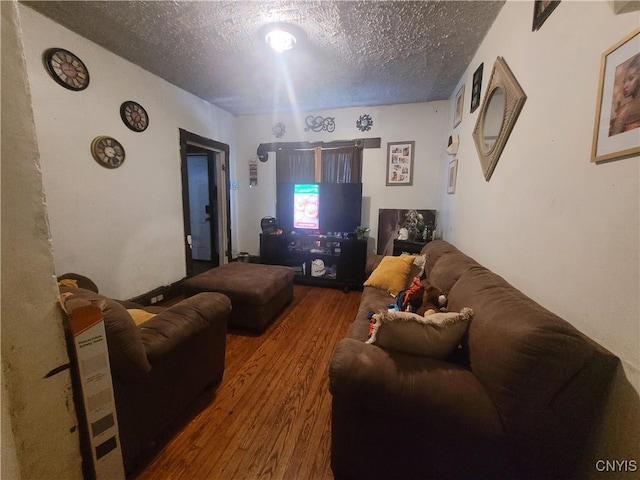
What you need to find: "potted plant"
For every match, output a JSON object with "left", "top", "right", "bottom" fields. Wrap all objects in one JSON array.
[{"left": 355, "top": 226, "right": 370, "bottom": 240}]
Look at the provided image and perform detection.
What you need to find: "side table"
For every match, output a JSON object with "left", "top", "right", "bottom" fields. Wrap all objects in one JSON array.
[{"left": 393, "top": 239, "right": 428, "bottom": 256}]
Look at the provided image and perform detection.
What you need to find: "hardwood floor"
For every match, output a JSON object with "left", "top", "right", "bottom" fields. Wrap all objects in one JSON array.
[{"left": 131, "top": 284, "right": 360, "bottom": 480}]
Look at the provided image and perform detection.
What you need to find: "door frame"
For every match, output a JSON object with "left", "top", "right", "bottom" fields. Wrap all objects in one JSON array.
[{"left": 179, "top": 128, "right": 231, "bottom": 277}]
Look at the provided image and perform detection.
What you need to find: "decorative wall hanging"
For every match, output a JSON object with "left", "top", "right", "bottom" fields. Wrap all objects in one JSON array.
[
  {"left": 472, "top": 57, "right": 527, "bottom": 181},
  {"left": 453, "top": 84, "right": 465, "bottom": 128},
  {"left": 304, "top": 115, "right": 335, "bottom": 133},
  {"left": 532, "top": 0, "right": 560, "bottom": 31},
  {"left": 91, "top": 136, "right": 125, "bottom": 169},
  {"left": 446, "top": 135, "right": 459, "bottom": 155},
  {"left": 386, "top": 141, "right": 414, "bottom": 186},
  {"left": 356, "top": 114, "right": 373, "bottom": 131},
  {"left": 272, "top": 122, "right": 286, "bottom": 138},
  {"left": 470, "top": 63, "right": 483, "bottom": 113},
  {"left": 591, "top": 28, "right": 640, "bottom": 163},
  {"left": 120, "top": 101, "right": 149, "bottom": 132},
  {"left": 249, "top": 157, "right": 258, "bottom": 186},
  {"left": 447, "top": 158, "right": 458, "bottom": 194},
  {"left": 43, "top": 48, "right": 90, "bottom": 91}
]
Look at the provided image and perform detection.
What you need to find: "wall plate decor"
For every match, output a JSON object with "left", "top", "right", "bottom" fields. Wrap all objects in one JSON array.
[
  {"left": 272, "top": 122, "right": 286, "bottom": 138},
  {"left": 472, "top": 57, "right": 527, "bottom": 181},
  {"left": 43, "top": 48, "right": 90, "bottom": 91},
  {"left": 591, "top": 28, "right": 640, "bottom": 163},
  {"left": 386, "top": 141, "right": 414, "bottom": 186},
  {"left": 304, "top": 115, "right": 335, "bottom": 132},
  {"left": 356, "top": 114, "right": 373, "bottom": 131},
  {"left": 91, "top": 136, "right": 125, "bottom": 169},
  {"left": 120, "top": 101, "right": 149, "bottom": 132}
]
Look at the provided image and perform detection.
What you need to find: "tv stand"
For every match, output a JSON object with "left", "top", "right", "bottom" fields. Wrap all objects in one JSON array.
[{"left": 260, "top": 233, "right": 367, "bottom": 292}]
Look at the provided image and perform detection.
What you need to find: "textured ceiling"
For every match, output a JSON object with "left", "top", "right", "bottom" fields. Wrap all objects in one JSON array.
[{"left": 23, "top": 1, "right": 505, "bottom": 116}]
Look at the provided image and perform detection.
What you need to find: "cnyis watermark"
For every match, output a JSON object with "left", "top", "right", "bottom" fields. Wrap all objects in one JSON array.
[{"left": 595, "top": 459, "right": 638, "bottom": 472}]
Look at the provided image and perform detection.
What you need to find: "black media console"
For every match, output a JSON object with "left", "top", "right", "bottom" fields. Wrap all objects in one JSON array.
[{"left": 260, "top": 233, "right": 367, "bottom": 292}]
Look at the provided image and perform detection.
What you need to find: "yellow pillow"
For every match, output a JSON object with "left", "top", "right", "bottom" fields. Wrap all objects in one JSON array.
[
  {"left": 58, "top": 278, "right": 79, "bottom": 289},
  {"left": 364, "top": 255, "right": 416, "bottom": 296},
  {"left": 127, "top": 308, "right": 156, "bottom": 326}
]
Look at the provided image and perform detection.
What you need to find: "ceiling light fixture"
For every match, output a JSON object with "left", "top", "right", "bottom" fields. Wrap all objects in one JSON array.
[{"left": 264, "top": 26, "right": 296, "bottom": 53}]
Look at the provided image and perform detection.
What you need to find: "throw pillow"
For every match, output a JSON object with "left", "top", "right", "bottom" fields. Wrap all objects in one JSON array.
[
  {"left": 127, "top": 308, "right": 157, "bottom": 326},
  {"left": 364, "top": 255, "right": 416, "bottom": 296},
  {"left": 59, "top": 287, "right": 151, "bottom": 380},
  {"left": 366, "top": 307, "right": 473, "bottom": 358}
]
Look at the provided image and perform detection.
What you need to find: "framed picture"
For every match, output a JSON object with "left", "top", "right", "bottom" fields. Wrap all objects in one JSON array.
[
  {"left": 591, "top": 28, "right": 640, "bottom": 163},
  {"left": 532, "top": 0, "right": 560, "bottom": 31},
  {"left": 470, "top": 63, "right": 483, "bottom": 113},
  {"left": 386, "top": 141, "right": 415, "bottom": 186},
  {"left": 447, "top": 158, "right": 458, "bottom": 194},
  {"left": 453, "top": 84, "right": 465, "bottom": 127}
]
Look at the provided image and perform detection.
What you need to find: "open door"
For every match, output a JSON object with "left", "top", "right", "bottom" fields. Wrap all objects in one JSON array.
[{"left": 180, "top": 129, "right": 231, "bottom": 277}]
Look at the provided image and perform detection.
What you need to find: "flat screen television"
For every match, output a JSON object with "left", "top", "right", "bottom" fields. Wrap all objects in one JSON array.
[{"left": 277, "top": 182, "right": 363, "bottom": 235}]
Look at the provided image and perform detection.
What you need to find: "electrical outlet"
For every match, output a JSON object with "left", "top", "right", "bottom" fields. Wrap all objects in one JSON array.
[
  {"left": 150, "top": 296, "right": 157, "bottom": 304},
  {"left": 156, "top": 294, "right": 163, "bottom": 302}
]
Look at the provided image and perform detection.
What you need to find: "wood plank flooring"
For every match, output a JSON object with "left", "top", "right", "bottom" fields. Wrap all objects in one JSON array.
[{"left": 131, "top": 284, "right": 360, "bottom": 480}]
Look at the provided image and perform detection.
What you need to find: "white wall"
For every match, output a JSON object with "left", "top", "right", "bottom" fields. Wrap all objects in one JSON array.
[
  {"left": 233, "top": 101, "right": 449, "bottom": 256},
  {"left": 439, "top": 1, "right": 639, "bottom": 475},
  {"left": 19, "top": 5, "right": 235, "bottom": 300},
  {"left": 2, "top": 2, "right": 83, "bottom": 477}
]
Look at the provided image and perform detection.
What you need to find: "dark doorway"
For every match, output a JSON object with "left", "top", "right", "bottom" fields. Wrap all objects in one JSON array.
[{"left": 179, "top": 129, "right": 231, "bottom": 278}]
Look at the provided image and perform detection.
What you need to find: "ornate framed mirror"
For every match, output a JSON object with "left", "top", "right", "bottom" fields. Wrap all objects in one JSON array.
[{"left": 472, "top": 57, "right": 527, "bottom": 181}]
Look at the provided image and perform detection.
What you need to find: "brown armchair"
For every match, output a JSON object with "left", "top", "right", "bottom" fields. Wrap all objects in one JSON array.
[{"left": 60, "top": 286, "right": 231, "bottom": 473}]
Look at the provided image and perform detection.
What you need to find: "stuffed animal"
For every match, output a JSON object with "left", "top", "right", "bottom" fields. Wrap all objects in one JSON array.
[
  {"left": 395, "top": 276, "right": 425, "bottom": 312},
  {"left": 415, "top": 280, "right": 447, "bottom": 316}
]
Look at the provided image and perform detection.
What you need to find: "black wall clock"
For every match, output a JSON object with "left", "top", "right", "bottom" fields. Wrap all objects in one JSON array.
[
  {"left": 43, "top": 48, "right": 90, "bottom": 91},
  {"left": 120, "top": 101, "right": 149, "bottom": 132},
  {"left": 91, "top": 136, "right": 125, "bottom": 169}
]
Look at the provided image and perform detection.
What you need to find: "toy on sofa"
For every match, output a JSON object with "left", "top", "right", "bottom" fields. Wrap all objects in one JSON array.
[
  {"left": 415, "top": 280, "right": 447, "bottom": 316},
  {"left": 395, "top": 276, "right": 425, "bottom": 312}
]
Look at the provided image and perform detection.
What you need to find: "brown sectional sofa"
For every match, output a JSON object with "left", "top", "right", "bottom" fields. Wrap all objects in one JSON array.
[
  {"left": 328, "top": 240, "right": 619, "bottom": 480},
  {"left": 60, "top": 286, "right": 231, "bottom": 474}
]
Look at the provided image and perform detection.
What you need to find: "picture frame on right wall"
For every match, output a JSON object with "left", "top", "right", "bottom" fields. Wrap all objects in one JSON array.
[
  {"left": 453, "top": 84, "right": 465, "bottom": 128},
  {"left": 447, "top": 158, "right": 458, "bottom": 194},
  {"left": 591, "top": 28, "right": 640, "bottom": 163},
  {"left": 532, "top": 0, "right": 560, "bottom": 31},
  {"left": 470, "top": 63, "right": 483, "bottom": 113}
]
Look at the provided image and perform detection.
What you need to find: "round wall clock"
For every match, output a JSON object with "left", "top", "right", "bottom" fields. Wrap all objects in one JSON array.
[
  {"left": 43, "top": 48, "right": 90, "bottom": 91},
  {"left": 91, "top": 136, "right": 125, "bottom": 169},
  {"left": 120, "top": 101, "right": 149, "bottom": 132}
]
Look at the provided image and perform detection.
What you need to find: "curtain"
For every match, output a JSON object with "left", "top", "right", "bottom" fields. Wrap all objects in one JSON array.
[
  {"left": 321, "top": 147, "right": 362, "bottom": 183},
  {"left": 276, "top": 149, "right": 315, "bottom": 183},
  {"left": 276, "top": 145, "right": 362, "bottom": 184}
]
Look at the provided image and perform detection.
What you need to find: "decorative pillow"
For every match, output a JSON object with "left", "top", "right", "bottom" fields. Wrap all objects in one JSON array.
[
  {"left": 58, "top": 278, "right": 79, "bottom": 289},
  {"left": 59, "top": 287, "right": 151, "bottom": 380},
  {"left": 127, "top": 308, "right": 157, "bottom": 326},
  {"left": 364, "top": 255, "right": 416, "bottom": 296},
  {"left": 366, "top": 308, "right": 473, "bottom": 358}
]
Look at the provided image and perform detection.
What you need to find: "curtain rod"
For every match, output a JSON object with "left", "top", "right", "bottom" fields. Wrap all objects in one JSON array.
[{"left": 256, "top": 138, "right": 381, "bottom": 162}]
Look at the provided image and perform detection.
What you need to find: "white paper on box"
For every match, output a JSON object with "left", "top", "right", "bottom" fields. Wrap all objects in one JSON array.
[{"left": 68, "top": 304, "right": 125, "bottom": 480}]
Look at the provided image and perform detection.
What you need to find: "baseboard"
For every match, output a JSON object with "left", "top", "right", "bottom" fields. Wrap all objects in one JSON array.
[{"left": 127, "top": 279, "right": 184, "bottom": 306}]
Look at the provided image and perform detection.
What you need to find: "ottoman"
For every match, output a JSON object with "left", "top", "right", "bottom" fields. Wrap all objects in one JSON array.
[{"left": 182, "top": 262, "right": 294, "bottom": 332}]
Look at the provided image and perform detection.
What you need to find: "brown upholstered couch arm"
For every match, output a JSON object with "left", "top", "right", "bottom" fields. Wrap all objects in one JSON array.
[
  {"left": 140, "top": 292, "right": 231, "bottom": 362},
  {"left": 328, "top": 338, "right": 503, "bottom": 436}
]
